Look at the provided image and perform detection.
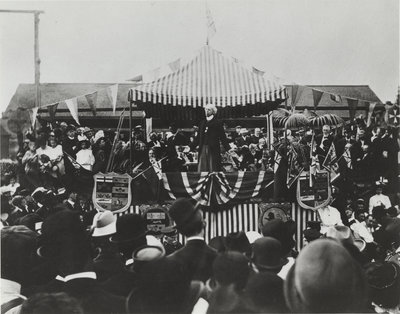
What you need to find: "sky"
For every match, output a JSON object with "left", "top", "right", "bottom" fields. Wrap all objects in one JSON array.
[{"left": 0, "top": 0, "right": 399, "bottom": 113}]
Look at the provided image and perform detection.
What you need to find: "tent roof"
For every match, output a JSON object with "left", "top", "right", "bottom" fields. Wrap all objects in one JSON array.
[{"left": 128, "top": 45, "right": 286, "bottom": 119}]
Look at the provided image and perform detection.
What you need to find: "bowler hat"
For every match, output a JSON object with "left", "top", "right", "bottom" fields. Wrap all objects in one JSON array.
[
  {"left": 168, "top": 198, "right": 200, "bottom": 230},
  {"left": 303, "top": 229, "right": 321, "bottom": 242},
  {"left": 110, "top": 214, "right": 146, "bottom": 243},
  {"left": 252, "top": 237, "right": 288, "bottom": 271}
]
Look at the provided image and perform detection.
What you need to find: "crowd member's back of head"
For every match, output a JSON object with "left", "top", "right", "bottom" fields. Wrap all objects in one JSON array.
[
  {"left": 169, "top": 198, "right": 204, "bottom": 237},
  {"left": 261, "top": 219, "right": 296, "bottom": 257},
  {"left": 127, "top": 257, "right": 195, "bottom": 314},
  {"left": 20, "top": 292, "right": 83, "bottom": 314},
  {"left": 39, "top": 209, "right": 91, "bottom": 276},
  {"left": 1, "top": 225, "right": 38, "bottom": 286},
  {"left": 244, "top": 272, "right": 289, "bottom": 313},
  {"left": 364, "top": 261, "right": 400, "bottom": 312},
  {"left": 284, "top": 238, "right": 368, "bottom": 313}
]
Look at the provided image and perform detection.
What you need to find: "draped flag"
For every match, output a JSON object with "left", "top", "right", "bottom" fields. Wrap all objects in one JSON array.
[
  {"left": 206, "top": 4, "right": 216, "bottom": 44},
  {"left": 169, "top": 59, "right": 181, "bottom": 72},
  {"left": 162, "top": 171, "right": 273, "bottom": 208},
  {"left": 312, "top": 89, "right": 324, "bottom": 110},
  {"left": 287, "top": 146, "right": 304, "bottom": 188},
  {"left": 47, "top": 103, "right": 58, "bottom": 121},
  {"left": 322, "top": 142, "right": 340, "bottom": 182},
  {"left": 29, "top": 107, "right": 39, "bottom": 127},
  {"left": 85, "top": 91, "right": 98, "bottom": 116},
  {"left": 366, "top": 102, "right": 377, "bottom": 127},
  {"left": 65, "top": 98, "right": 80, "bottom": 125},
  {"left": 106, "top": 84, "right": 119, "bottom": 115},
  {"left": 346, "top": 98, "right": 358, "bottom": 120}
]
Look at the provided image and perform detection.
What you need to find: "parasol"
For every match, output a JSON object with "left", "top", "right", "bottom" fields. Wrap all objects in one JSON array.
[
  {"left": 310, "top": 113, "right": 344, "bottom": 129},
  {"left": 285, "top": 113, "right": 310, "bottom": 130},
  {"left": 272, "top": 108, "right": 290, "bottom": 129}
]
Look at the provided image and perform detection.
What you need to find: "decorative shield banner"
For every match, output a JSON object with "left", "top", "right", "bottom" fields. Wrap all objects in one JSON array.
[
  {"left": 92, "top": 172, "right": 132, "bottom": 213},
  {"left": 296, "top": 170, "right": 331, "bottom": 211}
]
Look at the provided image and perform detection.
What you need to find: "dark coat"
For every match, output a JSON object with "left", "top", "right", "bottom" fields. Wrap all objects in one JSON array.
[
  {"left": 198, "top": 118, "right": 230, "bottom": 171},
  {"left": 101, "top": 269, "right": 139, "bottom": 298},
  {"left": 167, "top": 239, "right": 217, "bottom": 283},
  {"left": 62, "top": 137, "right": 79, "bottom": 158}
]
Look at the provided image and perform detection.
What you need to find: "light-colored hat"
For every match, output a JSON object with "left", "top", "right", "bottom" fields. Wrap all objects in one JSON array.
[
  {"left": 93, "top": 130, "right": 105, "bottom": 144},
  {"left": 240, "top": 128, "right": 249, "bottom": 135},
  {"left": 92, "top": 211, "right": 116, "bottom": 237}
]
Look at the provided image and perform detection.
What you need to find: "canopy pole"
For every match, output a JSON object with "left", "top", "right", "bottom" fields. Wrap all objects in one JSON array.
[{"left": 129, "top": 100, "right": 133, "bottom": 175}]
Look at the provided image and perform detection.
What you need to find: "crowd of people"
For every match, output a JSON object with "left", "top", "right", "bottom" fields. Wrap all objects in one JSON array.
[
  {"left": 0, "top": 111, "right": 399, "bottom": 313},
  {"left": 1, "top": 196, "right": 399, "bottom": 314}
]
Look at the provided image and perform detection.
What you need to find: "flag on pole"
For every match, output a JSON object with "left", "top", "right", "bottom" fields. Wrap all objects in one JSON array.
[
  {"left": 309, "top": 156, "right": 318, "bottom": 187},
  {"left": 266, "top": 112, "right": 274, "bottom": 150},
  {"left": 65, "top": 98, "right": 80, "bottom": 125},
  {"left": 273, "top": 149, "right": 281, "bottom": 174},
  {"left": 287, "top": 146, "right": 304, "bottom": 188},
  {"left": 206, "top": 4, "right": 216, "bottom": 44},
  {"left": 322, "top": 142, "right": 340, "bottom": 182},
  {"left": 343, "top": 146, "right": 352, "bottom": 169},
  {"left": 85, "top": 91, "right": 98, "bottom": 116},
  {"left": 106, "top": 84, "right": 119, "bottom": 115}
]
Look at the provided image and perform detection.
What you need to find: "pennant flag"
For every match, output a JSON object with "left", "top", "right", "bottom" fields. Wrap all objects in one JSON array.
[
  {"left": 309, "top": 156, "right": 318, "bottom": 187},
  {"left": 252, "top": 67, "right": 265, "bottom": 76},
  {"left": 206, "top": 4, "right": 216, "bottom": 44},
  {"left": 291, "top": 85, "right": 306, "bottom": 112},
  {"left": 47, "top": 103, "right": 58, "bottom": 121},
  {"left": 106, "top": 84, "right": 118, "bottom": 115},
  {"left": 169, "top": 58, "right": 181, "bottom": 72},
  {"left": 343, "top": 146, "right": 352, "bottom": 170},
  {"left": 65, "top": 98, "right": 80, "bottom": 125},
  {"left": 330, "top": 94, "right": 342, "bottom": 103},
  {"left": 312, "top": 89, "right": 324, "bottom": 110},
  {"left": 273, "top": 150, "right": 281, "bottom": 174},
  {"left": 366, "top": 102, "right": 377, "bottom": 127},
  {"left": 29, "top": 107, "right": 39, "bottom": 127},
  {"left": 128, "top": 75, "right": 143, "bottom": 82},
  {"left": 346, "top": 98, "right": 358, "bottom": 120},
  {"left": 85, "top": 92, "right": 98, "bottom": 116},
  {"left": 322, "top": 142, "right": 339, "bottom": 182}
]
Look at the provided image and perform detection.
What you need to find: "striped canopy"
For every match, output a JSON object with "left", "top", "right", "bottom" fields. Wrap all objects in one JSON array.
[{"left": 128, "top": 45, "right": 287, "bottom": 120}]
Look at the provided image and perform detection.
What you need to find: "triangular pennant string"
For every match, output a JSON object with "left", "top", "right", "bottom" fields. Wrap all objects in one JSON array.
[
  {"left": 346, "top": 98, "right": 358, "bottom": 120},
  {"left": 85, "top": 92, "right": 98, "bottom": 116},
  {"left": 106, "top": 84, "right": 118, "bottom": 115},
  {"left": 65, "top": 98, "right": 80, "bottom": 125},
  {"left": 47, "top": 103, "right": 59, "bottom": 121},
  {"left": 312, "top": 89, "right": 324, "bottom": 110},
  {"left": 29, "top": 107, "right": 39, "bottom": 127}
]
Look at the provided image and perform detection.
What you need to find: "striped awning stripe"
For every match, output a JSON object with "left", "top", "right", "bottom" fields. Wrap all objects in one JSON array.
[{"left": 128, "top": 45, "right": 286, "bottom": 108}]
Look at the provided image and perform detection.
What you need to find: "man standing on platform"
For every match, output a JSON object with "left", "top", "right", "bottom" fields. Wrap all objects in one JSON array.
[{"left": 197, "top": 104, "right": 231, "bottom": 172}]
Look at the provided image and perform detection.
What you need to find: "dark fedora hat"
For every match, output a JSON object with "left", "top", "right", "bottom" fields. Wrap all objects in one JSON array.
[
  {"left": 168, "top": 198, "right": 200, "bottom": 230},
  {"left": 110, "top": 214, "right": 147, "bottom": 243},
  {"left": 252, "top": 237, "right": 288, "bottom": 272}
]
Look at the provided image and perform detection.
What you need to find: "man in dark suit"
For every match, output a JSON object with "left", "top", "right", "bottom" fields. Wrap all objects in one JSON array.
[
  {"left": 197, "top": 104, "right": 231, "bottom": 172},
  {"left": 314, "top": 124, "right": 335, "bottom": 165},
  {"left": 62, "top": 125, "right": 79, "bottom": 159},
  {"left": 167, "top": 198, "right": 217, "bottom": 283},
  {"left": 62, "top": 190, "right": 82, "bottom": 212},
  {"left": 235, "top": 128, "right": 251, "bottom": 147}
]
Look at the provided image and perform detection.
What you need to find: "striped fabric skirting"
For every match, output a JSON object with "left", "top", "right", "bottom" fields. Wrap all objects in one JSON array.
[{"left": 118, "top": 203, "right": 317, "bottom": 250}]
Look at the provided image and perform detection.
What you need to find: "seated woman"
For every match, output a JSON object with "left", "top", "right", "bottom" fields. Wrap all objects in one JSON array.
[{"left": 76, "top": 139, "right": 95, "bottom": 171}]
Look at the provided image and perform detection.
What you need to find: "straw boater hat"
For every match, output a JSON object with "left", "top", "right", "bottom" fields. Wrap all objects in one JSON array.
[{"left": 92, "top": 211, "right": 116, "bottom": 237}]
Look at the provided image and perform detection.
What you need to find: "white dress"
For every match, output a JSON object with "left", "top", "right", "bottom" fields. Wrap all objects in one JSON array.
[{"left": 76, "top": 149, "right": 95, "bottom": 171}]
